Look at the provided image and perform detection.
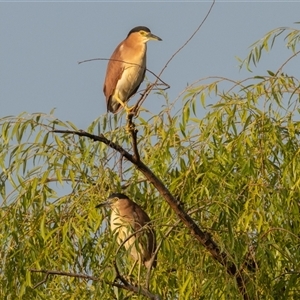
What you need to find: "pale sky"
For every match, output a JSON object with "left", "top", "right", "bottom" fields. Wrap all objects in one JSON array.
[{"left": 1, "top": 1, "right": 300, "bottom": 128}]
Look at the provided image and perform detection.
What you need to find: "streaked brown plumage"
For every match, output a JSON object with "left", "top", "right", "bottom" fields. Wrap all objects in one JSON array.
[
  {"left": 103, "top": 26, "right": 162, "bottom": 114},
  {"left": 96, "top": 193, "right": 157, "bottom": 269}
]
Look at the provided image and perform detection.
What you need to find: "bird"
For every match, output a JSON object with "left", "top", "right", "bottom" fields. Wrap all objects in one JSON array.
[
  {"left": 96, "top": 193, "right": 157, "bottom": 271},
  {"left": 103, "top": 26, "right": 162, "bottom": 114}
]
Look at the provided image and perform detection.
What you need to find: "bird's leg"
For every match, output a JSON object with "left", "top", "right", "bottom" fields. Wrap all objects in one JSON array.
[
  {"left": 114, "top": 95, "right": 134, "bottom": 114},
  {"left": 114, "top": 95, "right": 136, "bottom": 132},
  {"left": 128, "top": 259, "right": 137, "bottom": 277}
]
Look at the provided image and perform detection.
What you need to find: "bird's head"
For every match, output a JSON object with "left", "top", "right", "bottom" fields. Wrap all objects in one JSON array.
[
  {"left": 96, "top": 193, "right": 129, "bottom": 209},
  {"left": 127, "top": 26, "right": 162, "bottom": 44}
]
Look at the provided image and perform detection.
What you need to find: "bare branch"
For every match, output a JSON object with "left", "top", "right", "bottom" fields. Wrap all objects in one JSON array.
[
  {"left": 132, "top": 84, "right": 157, "bottom": 117},
  {"left": 51, "top": 129, "right": 249, "bottom": 298},
  {"left": 52, "top": 67, "right": 252, "bottom": 294},
  {"left": 126, "top": 116, "right": 140, "bottom": 163},
  {"left": 78, "top": 0, "right": 215, "bottom": 117},
  {"left": 78, "top": 57, "right": 168, "bottom": 86},
  {"left": 113, "top": 281, "right": 161, "bottom": 300},
  {"left": 44, "top": 177, "right": 75, "bottom": 183},
  {"left": 121, "top": 178, "right": 147, "bottom": 190},
  {"left": 30, "top": 268, "right": 161, "bottom": 300},
  {"left": 275, "top": 50, "right": 300, "bottom": 75},
  {"left": 30, "top": 269, "right": 99, "bottom": 289},
  {"left": 113, "top": 260, "right": 130, "bottom": 286},
  {"left": 78, "top": 0, "right": 215, "bottom": 118},
  {"left": 156, "top": 0, "right": 216, "bottom": 85},
  {"left": 130, "top": 0, "right": 216, "bottom": 117}
]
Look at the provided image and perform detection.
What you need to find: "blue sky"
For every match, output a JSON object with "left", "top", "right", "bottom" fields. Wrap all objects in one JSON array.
[{"left": 1, "top": 1, "right": 300, "bottom": 128}]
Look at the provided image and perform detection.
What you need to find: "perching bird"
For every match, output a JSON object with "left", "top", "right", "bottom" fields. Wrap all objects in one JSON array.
[
  {"left": 103, "top": 26, "right": 162, "bottom": 114},
  {"left": 96, "top": 193, "right": 157, "bottom": 270}
]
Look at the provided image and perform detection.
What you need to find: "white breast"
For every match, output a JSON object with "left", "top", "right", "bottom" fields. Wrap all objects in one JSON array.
[
  {"left": 115, "top": 45, "right": 147, "bottom": 101},
  {"left": 110, "top": 209, "right": 143, "bottom": 261}
]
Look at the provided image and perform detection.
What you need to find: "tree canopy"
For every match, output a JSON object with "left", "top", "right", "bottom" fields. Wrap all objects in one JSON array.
[{"left": 1, "top": 24, "right": 300, "bottom": 300}]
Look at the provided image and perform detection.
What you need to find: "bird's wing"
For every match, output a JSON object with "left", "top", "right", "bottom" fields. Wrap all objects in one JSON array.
[
  {"left": 133, "top": 205, "right": 151, "bottom": 230},
  {"left": 133, "top": 205, "right": 156, "bottom": 265},
  {"left": 103, "top": 43, "right": 125, "bottom": 112}
]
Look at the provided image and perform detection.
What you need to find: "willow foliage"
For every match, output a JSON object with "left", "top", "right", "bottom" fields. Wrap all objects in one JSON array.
[{"left": 1, "top": 25, "right": 300, "bottom": 299}]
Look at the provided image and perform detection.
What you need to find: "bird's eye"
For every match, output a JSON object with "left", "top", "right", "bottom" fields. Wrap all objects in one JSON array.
[{"left": 140, "top": 31, "right": 146, "bottom": 36}]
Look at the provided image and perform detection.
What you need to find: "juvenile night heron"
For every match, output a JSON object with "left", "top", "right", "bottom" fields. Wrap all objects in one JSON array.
[
  {"left": 103, "top": 26, "right": 162, "bottom": 114},
  {"left": 96, "top": 193, "right": 157, "bottom": 271}
]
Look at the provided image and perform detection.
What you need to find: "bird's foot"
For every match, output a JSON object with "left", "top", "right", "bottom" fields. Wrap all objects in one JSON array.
[{"left": 125, "top": 105, "right": 136, "bottom": 118}]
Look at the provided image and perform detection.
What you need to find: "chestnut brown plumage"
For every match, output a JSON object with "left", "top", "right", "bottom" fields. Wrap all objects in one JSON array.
[
  {"left": 96, "top": 193, "right": 157, "bottom": 270},
  {"left": 103, "top": 26, "right": 162, "bottom": 114}
]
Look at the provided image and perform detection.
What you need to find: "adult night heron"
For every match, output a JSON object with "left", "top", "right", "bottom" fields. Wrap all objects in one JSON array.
[
  {"left": 103, "top": 26, "right": 162, "bottom": 114},
  {"left": 96, "top": 193, "right": 157, "bottom": 271}
]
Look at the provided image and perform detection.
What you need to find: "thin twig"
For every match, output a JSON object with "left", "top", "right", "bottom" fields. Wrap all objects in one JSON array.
[
  {"left": 275, "top": 50, "right": 300, "bottom": 76},
  {"left": 44, "top": 177, "right": 74, "bottom": 183},
  {"left": 30, "top": 268, "right": 161, "bottom": 300},
  {"left": 121, "top": 179, "right": 147, "bottom": 190},
  {"left": 118, "top": 154, "right": 124, "bottom": 181},
  {"left": 112, "top": 281, "right": 161, "bottom": 300},
  {"left": 30, "top": 269, "right": 99, "bottom": 289},
  {"left": 132, "top": 83, "right": 156, "bottom": 117},
  {"left": 113, "top": 236, "right": 159, "bottom": 300},
  {"left": 158, "top": 1, "right": 216, "bottom": 85},
  {"left": 113, "top": 260, "right": 130, "bottom": 286},
  {"left": 79, "top": 56, "right": 169, "bottom": 120},
  {"left": 130, "top": 0, "right": 216, "bottom": 118},
  {"left": 113, "top": 223, "right": 156, "bottom": 291},
  {"left": 78, "top": 58, "right": 167, "bottom": 84},
  {"left": 78, "top": 0, "right": 216, "bottom": 117},
  {"left": 113, "top": 224, "right": 155, "bottom": 270}
]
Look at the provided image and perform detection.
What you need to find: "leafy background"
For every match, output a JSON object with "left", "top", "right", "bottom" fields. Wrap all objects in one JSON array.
[{"left": 1, "top": 4, "right": 300, "bottom": 300}]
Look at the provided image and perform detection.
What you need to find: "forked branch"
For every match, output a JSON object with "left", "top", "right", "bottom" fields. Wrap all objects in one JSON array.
[{"left": 52, "top": 129, "right": 249, "bottom": 299}]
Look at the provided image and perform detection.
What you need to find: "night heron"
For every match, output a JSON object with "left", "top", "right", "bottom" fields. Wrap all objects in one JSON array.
[
  {"left": 103, "top": 26, "right": 162, "bottom": 114},
  {"left": 96, "top": 193, "right": 157, "bottom": 272}
]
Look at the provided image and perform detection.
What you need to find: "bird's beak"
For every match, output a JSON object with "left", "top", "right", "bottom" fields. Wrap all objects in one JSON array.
[
  {"left": 95, "top": 200, "right": 110, "bottom": 208},
  {"left": 147, "top": 32, "right": 162, "bottom": 41}
]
